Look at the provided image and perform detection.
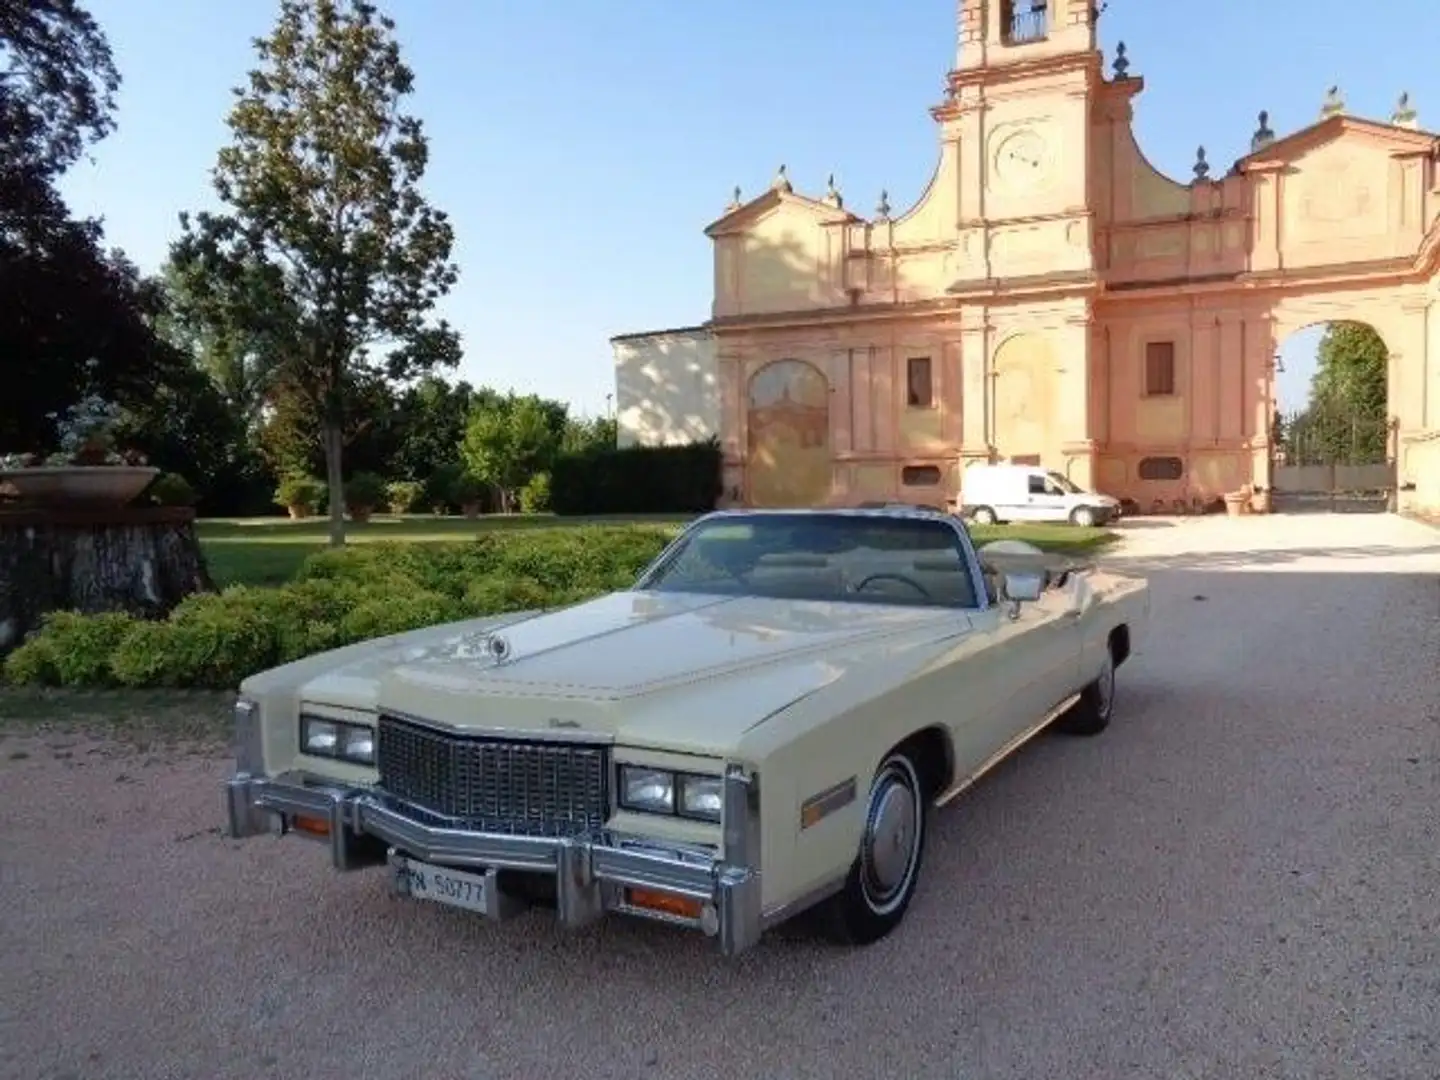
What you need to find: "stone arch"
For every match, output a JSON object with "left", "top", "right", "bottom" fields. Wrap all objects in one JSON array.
[
  {"left": 745, "top": 358, "right": 831, "bottom": 507},
  {"left": 990, "top": 332, "right": 1057, "bottom": 465},
  {"left": 1269, "top": 311, "right": 1396, "bottom": 513}
]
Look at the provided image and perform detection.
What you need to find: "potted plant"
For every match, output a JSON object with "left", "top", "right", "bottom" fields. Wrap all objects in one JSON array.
[
  {"left": 275, "top": 473, "right": 324, "bottom": 519},
  {"left": 1250, "top": 485, "right": 1270, "bottom": 514},
  {"left": 449, "top": 472, "right": 486, "bottom": 519},
  {"left": 1222, "top": 488, "right": 1249, "bottom": 517},
  {"left": 0, "top": 366, "right": 159, "bottom": 508},
  {"left": 343, "top": 471, "right": 386, "bottom": 523}
]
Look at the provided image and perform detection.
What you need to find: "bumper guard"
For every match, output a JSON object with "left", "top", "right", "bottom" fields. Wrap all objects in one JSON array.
[{"left": 225, "top": 768, "right": 764, "bottom": 957}]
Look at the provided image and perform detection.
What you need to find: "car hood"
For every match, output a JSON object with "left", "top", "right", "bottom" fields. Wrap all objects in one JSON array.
[{"left": 292, "top": 590, "right": 966, "bottom": 755}]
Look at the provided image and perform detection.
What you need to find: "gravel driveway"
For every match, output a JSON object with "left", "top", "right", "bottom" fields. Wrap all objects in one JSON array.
[{"left": 3, "top": 513, "right": 1438, "bottom": 1080}]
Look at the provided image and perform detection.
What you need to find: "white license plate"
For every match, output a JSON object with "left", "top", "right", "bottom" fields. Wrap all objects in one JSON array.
[{"left": 399, "top": 859, "right": 491, "bottom": 915}]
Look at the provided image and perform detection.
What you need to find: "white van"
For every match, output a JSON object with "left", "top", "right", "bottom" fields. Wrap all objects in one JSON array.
[{"left": 960, "top": 462, "right": 1120, "bottom": 527}]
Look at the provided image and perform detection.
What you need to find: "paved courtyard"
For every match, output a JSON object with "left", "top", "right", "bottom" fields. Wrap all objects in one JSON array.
[{"left": 2, "top": 513, "right": 1438, "bottom": 1080}]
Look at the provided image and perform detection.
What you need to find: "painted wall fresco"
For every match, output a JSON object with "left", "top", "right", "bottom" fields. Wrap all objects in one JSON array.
[{"left": 746, "top": 360, "right": 831, "bottom": 507}]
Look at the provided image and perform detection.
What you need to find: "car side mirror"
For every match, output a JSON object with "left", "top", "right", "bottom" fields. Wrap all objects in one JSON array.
[{"left": 1000, "top": 571, "right": 1044, "bottom": 620}]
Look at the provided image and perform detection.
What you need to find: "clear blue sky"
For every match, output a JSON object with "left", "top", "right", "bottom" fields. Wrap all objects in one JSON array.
[{"left": 59, "top": 0, "right": 1438, "bottom": 417}]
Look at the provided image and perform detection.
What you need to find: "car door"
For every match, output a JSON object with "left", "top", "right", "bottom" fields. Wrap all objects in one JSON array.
[
  {"left": 963, "top": 583, "right": 1084, "bottom": 762},
  {"left": 1024, "top": 472, "right": 1071, "bottom": 523}
]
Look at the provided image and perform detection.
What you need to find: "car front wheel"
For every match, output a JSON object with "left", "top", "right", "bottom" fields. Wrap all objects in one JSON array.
[
  {"left": 821, "top": 748, "right": 928, "bottom": 946},
  {"left": 970, "top": 506, "right": 997, "bottom": 525},
  {"left": 1070, "top": 505, "right": 1097, "bottom": 527},
  {"left": 1053, "top": 646, "right": 1115, "bottom": 736}
]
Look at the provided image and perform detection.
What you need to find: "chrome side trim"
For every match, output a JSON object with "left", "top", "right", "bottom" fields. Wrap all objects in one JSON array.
[
  {"left": 760, "top": 874, "right": 848, "bottom": 930},
  {"left": 933, "top": 691, "right": 1082, "bottom": 809}
]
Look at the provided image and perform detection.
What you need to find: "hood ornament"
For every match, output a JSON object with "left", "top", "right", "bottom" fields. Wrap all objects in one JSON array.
[{"left": 481, "top": 632, "right": 512, "bottom": 664}]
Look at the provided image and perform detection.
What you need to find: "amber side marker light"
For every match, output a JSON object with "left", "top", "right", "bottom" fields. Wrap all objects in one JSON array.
[
  {"left": 625, "top": 888, "right": 703, "bottom": 921},
  {"left": 291, "top": 814, "right": 331, "bottom": 838}
]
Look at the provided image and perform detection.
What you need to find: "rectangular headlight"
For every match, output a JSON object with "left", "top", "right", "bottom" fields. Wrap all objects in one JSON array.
[
  {"left": 300, "top": 715, "right": 376, "bottom": 766},
  {"left": 618, "top": 765, "right": 722, "bottom": 822}
]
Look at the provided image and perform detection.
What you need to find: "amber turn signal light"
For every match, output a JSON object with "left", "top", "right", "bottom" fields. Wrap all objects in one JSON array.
[
  {"left": 291, "top": 814, "right": 331, "bottom": 838},
  {"left": 625, "top": 887, "right": 703, "bottom": 921}
]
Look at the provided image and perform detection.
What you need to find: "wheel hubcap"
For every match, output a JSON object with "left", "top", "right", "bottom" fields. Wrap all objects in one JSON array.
[{"left": 862, "top": 768, "right": 918, "bottom": 909}]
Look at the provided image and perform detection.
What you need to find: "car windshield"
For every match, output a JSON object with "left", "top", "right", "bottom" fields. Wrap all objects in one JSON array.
[
  {"left": 637, "top": 512, "right": 979, "bottom": 609},
  {"left": 1047, "top": 471, "right": 1081, "bottom": 494}
]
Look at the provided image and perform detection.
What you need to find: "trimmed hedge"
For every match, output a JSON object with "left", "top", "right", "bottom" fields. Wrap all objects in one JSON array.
[
  {"left": 550, "top": 439, "right": 722, "bottom": 515},
  {"left": 2, "top": 526, "right": 676, "bottom": 690}
]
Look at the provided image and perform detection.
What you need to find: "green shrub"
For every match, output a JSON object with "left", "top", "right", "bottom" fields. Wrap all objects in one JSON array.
[
  {"left": 2, "top": 525, "right": 679, "bottom": 689},
  {"left": 449, "top": 471, "right": 486, "bottom": 508},
  {"left": 344, "top": 471, "right": 387, "bottom": 510},
  {"left": 386, "top": 479, "right": 424, "bottom": 514},
  {"left": 422, "top": 462, "right": 466, "bottom": 513},
  {"left": 148, "top": 472, "right": 198, "bottom": 507},
  {"left": 519, "top": 471, "right": 551, "bottom": 514},
  {"left": 275, "top": 473, "right": 325, "bottom": 513},
  {"left": 550, "top": 438, "right": 721, "bottom": 515}
]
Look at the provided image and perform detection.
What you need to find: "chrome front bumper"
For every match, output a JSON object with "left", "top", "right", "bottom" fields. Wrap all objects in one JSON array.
[{"left": 224, "top": 769, "right": 765, "bottom": 957}]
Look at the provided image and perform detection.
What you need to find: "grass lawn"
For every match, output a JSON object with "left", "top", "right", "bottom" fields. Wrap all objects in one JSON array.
[{"left": 198, "top": 512, "right": 1117, "bottom": 588}]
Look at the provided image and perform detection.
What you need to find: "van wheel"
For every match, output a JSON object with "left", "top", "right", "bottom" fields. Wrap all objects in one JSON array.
[
  {"left": 971, "top": 506, "right": 997, "bottom": 526},
  {"left": 1069, "top": 506, "right": 1096, "bottom": 528}
]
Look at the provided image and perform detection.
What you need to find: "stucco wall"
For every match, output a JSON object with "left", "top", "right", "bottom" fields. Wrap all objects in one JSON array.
[{"left": 611, "top": 328, "right": 719, "bottom": 449}]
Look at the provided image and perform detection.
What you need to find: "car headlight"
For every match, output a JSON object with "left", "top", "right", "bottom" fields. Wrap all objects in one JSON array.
[
  {"left": 300, "top": 715, "right": 376, "bottom": 766},
  {"left": 618, "top": 765, "right": 722, "bottom": 822}
]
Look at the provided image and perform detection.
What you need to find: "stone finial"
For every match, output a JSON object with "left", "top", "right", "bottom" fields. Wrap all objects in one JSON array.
[
  {"left": 823, "top": 173, "right": 844, "bottom": 209},
  {"left": 1111, "top": 41, "right": 1130, "bottom": 79},
  {"left": 726, "top": 185, "right": 742, "bottom": 212},
  {"left": 875, "top": 189, "right": 891, "bottom": 221},
  {"left": 1251, "top": 110, "right": 1276, "bottom": 152},
  {"left": 1392, "top": 91, "right": 1419, "bottom": 129},
  {"left": 771, "top": 164, "right": 793, "bottom": 193},
  {"left": 1192, "top": 146, "right": 1210, "bottom": 181},
  {"left": 1320, "top": 85, "right": 1345, "bottom": 119}
]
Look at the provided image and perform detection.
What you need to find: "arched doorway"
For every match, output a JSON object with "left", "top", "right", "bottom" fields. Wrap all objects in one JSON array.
[
  {"left": 746, "top": 359, "right": 830, "bottom": 507},
  {"left": 1271, "top": 319, "right": 1394, "bottom": 513}
]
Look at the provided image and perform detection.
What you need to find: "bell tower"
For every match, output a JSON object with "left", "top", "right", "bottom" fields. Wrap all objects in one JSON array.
[
  {"left": 955, "top": 0, "right": 1099, "bottom": 73},
  {"left": 941, "top": 0, "right": 1105, "bottom": 491}
]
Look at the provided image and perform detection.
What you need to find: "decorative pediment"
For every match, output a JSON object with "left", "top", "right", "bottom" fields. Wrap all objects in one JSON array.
[
  {"left": 705, "top": 182, "right": 861, "bottom": 238},
  {"left": 1235, "top": 114, "right": 1438, "bottom": 174}
]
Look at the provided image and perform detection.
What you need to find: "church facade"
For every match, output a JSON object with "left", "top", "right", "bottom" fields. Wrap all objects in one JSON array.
[{"left": 612, "top": 0, "right": 1440, "bottom": 516}]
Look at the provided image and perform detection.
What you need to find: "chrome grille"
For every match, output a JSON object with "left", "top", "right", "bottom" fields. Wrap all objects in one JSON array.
[{"left": 376, "top": 714, "right": 609, "bottom": 838}]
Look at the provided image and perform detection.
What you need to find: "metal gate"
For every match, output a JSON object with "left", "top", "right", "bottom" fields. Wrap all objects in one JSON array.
[{"left": 1271, "top": 410, "right": 1396, "bottom": 514}]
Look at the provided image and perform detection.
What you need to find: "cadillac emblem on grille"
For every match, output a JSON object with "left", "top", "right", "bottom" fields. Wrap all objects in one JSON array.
[{"left": 376, "top": 713, "right": 609, "bottom": 838}]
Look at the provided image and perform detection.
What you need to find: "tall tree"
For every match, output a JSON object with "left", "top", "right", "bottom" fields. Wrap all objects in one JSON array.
[
  {"left": 0, "top": 0, "right": 182, "bottom": 454},
  {"left": 172, "top": 0, "right": 460, "bottom": 545},
  {"left": 460, "top": 393, "right": 562, "bottom": 513}
]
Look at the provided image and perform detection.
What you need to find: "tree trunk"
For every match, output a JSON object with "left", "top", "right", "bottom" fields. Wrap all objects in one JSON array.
[
  {"left": 323, "top": 420, "right": 346, "bottom": 548},
  {"left": 0, "top": 506, "right": 216, "bottom": 657}
]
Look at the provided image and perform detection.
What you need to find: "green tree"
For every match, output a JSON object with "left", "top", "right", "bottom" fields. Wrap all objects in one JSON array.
[
  {"left": 171, "top": 0, "right": 460, "bottom": 546},
  {"left": 1291, "top": 322, "right": 1389, "bottom": 465},
  {"left": 460, "top": 393, "right": 561, "bottom": 513}
]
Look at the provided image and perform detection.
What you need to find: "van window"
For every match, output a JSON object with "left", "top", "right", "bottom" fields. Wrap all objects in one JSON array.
[{"left": 1027, "top": 474, "right": 1047, "bottom": 495}]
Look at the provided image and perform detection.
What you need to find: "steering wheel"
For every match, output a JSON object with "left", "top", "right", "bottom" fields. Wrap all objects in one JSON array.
[{"left": 853, "top": 572, "right": 933, "bottom": 601}]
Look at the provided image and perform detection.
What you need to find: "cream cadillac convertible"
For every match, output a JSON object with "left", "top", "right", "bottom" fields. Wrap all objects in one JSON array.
[{"left": 225, "top": 507, "right": 1148, "bottom": 955}]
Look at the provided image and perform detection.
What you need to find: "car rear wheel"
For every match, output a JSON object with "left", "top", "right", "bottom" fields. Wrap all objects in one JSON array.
[
  {"left": 1069, "top": 505, "right": 1097, "bottom": 528},
  {"left": 970, "top": 506, "right": 997, "bottom": 526},
  {"left": 820, "top": 748, "right": 928, "bottom": 946},
  {"left": 1053, "top": 646, "right": 1115, "bottom": 736}
]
